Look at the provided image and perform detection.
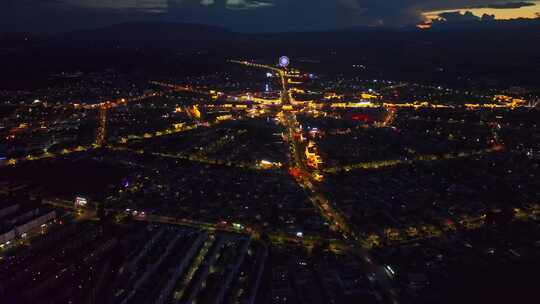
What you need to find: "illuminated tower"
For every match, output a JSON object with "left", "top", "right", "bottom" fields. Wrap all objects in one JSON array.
[{"left": 96, "top": 105, "right": 108, "bottom": 146}]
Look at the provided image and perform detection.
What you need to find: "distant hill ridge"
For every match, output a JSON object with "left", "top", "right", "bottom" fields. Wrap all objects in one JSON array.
[
  {"left": 3, "top": 18, "right": 540, "bottom": 43},
  {"left": 65, "top": 22, "right": 235, "bottom": 42}
]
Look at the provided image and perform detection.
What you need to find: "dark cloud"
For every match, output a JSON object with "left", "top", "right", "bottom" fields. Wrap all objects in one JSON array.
[
  {"left": 438, "top": 11, "right": 482, "bottom": 22},
  {"left": 2, "top": 0, "right": 539, "bottom": 33},
  {"left": 432, "top": 10, "right": 499, "bottom": 23},
  {"left": 467, "top": 1, "right": 536, "bottom": 9}
]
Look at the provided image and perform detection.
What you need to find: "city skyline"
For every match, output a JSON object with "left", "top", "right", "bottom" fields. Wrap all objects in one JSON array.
[{"left": 2, "top": 6, "right": 540, "bottom": 303}]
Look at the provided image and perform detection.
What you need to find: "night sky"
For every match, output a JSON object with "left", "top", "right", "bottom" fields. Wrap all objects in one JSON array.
[{"left": 4, "top": 0, "right": 540, "bottom": 33}]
